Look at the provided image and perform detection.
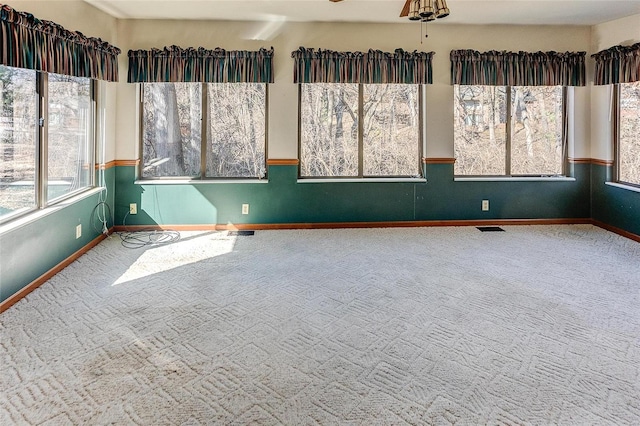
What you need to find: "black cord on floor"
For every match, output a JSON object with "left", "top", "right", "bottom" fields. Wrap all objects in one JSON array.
[{"left": 118, "top": 211, "right": 181, "bottom": 249}]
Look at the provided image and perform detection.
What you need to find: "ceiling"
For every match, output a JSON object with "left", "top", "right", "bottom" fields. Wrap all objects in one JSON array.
[{"left": 83, "top": 0, "right": 640, "bottom": 26}]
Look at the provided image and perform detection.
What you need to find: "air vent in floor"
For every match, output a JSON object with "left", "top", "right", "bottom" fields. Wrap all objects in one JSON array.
[
  {"left": 476, "top": 226, "right": 505, "bottom": 232},
  {"left": 228, "top": 230, "right": 255, "bottom": 236}
]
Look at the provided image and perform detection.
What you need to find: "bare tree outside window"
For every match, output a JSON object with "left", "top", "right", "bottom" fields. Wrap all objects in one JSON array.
[
  {"left": 207, "top": 83, "right": 266, "bottom": 178},
  {"left": 141, "top": 83, "right": 266, "bottom": 179},
  {"left": 300, "top": 83, "right": 420, "bottom": 178},
  {"left": 0, "top": 66, "right": 37, "bottom": 220},
  {"left": 300, "top": 83, "right": 359, "bottom": 177},
  {"left": 511, "top": 86, "right": 563, "bottom": 175},
  {"left": 454, "top": 85, "right": 506, "bottom": 175},
  {"left": 363, "top": 84, "right": 419, "bottom": 176},
  {"left": 47, "top": 74, "right": 93, "bottom": 201},
  {"left": 619, "top": 81, "right": 640, "bottom": 186},
  {"left": 142, "top": 83, "right": 201, "bottom": 177},
  {"left": 454, "top": 85, "right": 564, "bottom": 176}
]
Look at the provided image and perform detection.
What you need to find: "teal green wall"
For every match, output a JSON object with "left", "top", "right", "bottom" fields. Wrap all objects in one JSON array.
[
  {"left": 4, "top": 161, "right": 640, "bottom": 306},
  {"left": 114, "top": 163, "right": 591, "bottom": 227},
  {"left": 0, "top": 167, "right": 115, "bottom": 303},
  {"left": 591, "top": 164, "right": 640, "bottom": 236}
]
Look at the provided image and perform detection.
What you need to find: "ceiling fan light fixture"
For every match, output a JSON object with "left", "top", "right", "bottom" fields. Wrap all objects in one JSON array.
[
  {"left": 435, "top": 0, "right": 450, "bottom": 18},
  {"left": 422, "top": 13, "right": 436, "bottom": 22},
  {"left": 419, "top": 0, "right": 435, "bottom": 18},
  {"left": 408, "top": 0, "right": 421, "bottom": 20}
]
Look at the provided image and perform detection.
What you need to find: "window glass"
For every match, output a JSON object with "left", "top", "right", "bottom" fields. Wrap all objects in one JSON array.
[
  {"left": 510, "top": 86, "right": 563, "bottom": 175},
  {"left": 300, "top": 83, "right": 359, "bottom": 177},
  {"left": 454, "top": 85, "right": 506, "bottom": 175},
  {"left": 207, "top": 83, "right": 266, "bottom": 178},
  {"left": 454, "top": 85, "right": 564, "bottom": 176},
  {"left": 363, "top": 84, "right": 420, "bottom": 176},
  {"left": 141, "top": 82, "right": 266, "bottom": 179},
  {"left": 141, "top": 83, "right": 201, "bottom": 177},
  {"left": 47, "top": 74, "right": 93, "bottom": 201},
  {"left": 300, "top": 83, "right": 421, "bottom": 178},
  {"left": 0, "top": 66, "right": 37, "bottom": 221},
  {"left": 619, "top": 81, "right": 640, "bottom": 186}
]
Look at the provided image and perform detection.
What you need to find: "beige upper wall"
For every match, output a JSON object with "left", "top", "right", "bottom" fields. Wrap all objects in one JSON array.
[
  {"left": 590, "top": 14, "right": 640, "bottom": 161},
  {"left": 114, "top": 20, "right": 591, "bottom": 160}
]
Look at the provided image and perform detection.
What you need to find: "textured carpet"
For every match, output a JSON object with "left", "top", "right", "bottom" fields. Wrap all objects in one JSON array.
[{"left": 1, "top": 225, "right": 640, "bottom": 425}]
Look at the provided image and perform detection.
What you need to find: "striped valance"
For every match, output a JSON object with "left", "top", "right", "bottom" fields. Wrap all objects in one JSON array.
[
  {"left": 127, "top": 46, "right": 274, "bottom": 83},
  {"left": 592, "top": 43, "right": 640, "bottom": 85},
  {"left": 291, "top": 47, "right": 434, "bottom": 84},
  {"left": 450, "top": 49, "right": 586, "bottom": 86},
  {"left": 0, "top": 4, "right": 120, "bottom": 81}
]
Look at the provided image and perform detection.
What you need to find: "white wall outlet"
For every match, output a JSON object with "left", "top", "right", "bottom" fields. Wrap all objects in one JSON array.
[
  {"left": 482, "top": 200, "right": 490, "bottom": 211},
  {"left": 75, "top": 224, "right": 82, "bottom": 239},
  {"left": 130, "top": 203, "right": 137, "bottom": 215},
  {"left": 242, "top": 204, "right": 249, "bottom": 215}
]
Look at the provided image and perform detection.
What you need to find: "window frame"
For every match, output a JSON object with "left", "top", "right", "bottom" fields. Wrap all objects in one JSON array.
[
  {"left": 453, "top": 85, "right": 569, "bottom": 178},
  {"left": 613, "top": 82, "right": 640, "bottom": 189},
  {"left": 297, "top": 83, "right": 424, "bottom": 179},
  {"left": 137, "top": 82, "right": 269, "bottom": 181},
  {"left": 0, "top": 66, "right": 96, "bottom": 225}
]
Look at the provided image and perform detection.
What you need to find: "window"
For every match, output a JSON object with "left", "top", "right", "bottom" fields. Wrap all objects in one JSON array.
[
  {"left": 141, "top": 83, "right": 266, "bottom": 179},
  {"left": 47, "top": 74, "right": 93, "bottom": 201},
  {"left": 299, "top": 83, "right": 422, "bottom": 178},
  {"left": 0, "top": 67, "right": 37, "bottom": 220},
  {"left": 0, "top": 66, "right": 95, "bottom": 224},
  {"left": 454, "top": 85, "right": 566, "bottom": 176},
  {"left": 617, "top": 81, "right": 640, "bottom": 187}
]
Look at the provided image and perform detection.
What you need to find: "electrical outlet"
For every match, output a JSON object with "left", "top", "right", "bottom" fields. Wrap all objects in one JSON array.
[
  {"left": 130, "top": 203, "right": 137, "bottom": 215},
  {"left": 482, "top": 200, "right": 489, "bottom": 211},
  {"left": 75, "top": 224, "right": 82, "bottom": 239},
  {"left": 242, "top": 204, "right": 249, "bottom": 215}
]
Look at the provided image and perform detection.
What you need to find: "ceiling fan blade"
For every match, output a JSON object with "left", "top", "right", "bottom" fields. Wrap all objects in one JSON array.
[{"left": 399, "top": 0, "right": 411, "bottom": 17}]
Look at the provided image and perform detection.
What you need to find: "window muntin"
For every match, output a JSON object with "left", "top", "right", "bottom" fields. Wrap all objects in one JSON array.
[
  {"left": 47, "top": 74, "right": 93, "bottom": 201},
  {"left": 0, "top": 67, "right": 38, "bottom": 222},
  {"left": 454, "top": 85, "right": 565, "bottom": 176},
  {"left": 300, "top": 83, "right": 421, "bottom": 178},
  {"left": 618, "top": 81, "right": 640, "bottom": 186},
  {"left": 140, "top": 82, "right": 267, "bottom": 179}
]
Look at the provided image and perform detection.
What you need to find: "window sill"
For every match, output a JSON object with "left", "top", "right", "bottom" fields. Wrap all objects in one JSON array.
[
  {"left": 134, "top": 179, "right": 269, "bottom": 185},
  {"left": 297, "top": 178, "right": 427, "bottom": 184},
  {"left": 454, "top": 176, "right": 576, "bottom": 182},
  {"left": 605, "top": 182, "right": 640, "bottom": 193},
  {"left": 0, "top": 187, "right": 105, "bottom": 235}
]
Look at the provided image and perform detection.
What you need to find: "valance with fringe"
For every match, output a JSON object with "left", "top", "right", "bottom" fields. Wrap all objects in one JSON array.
[
  {"left": 127, "top": 46, "right": 274, "bottom": 83},
  {"left": 450, "top": 49, "right": 585, "bottom": 86},
  {"left": 592, "top": 43, "right": 640, "bottom": 85},
  {"left": 291, "top": 47, "right": 434, "bottom": 84},
  {"left": 0, "top": 4, "right": 120, "bottom": 81}
]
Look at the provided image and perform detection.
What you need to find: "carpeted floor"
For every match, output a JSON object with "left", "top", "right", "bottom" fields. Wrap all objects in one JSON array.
[{"left": 1, "top": 225, "right": 640, "bottom": 424}]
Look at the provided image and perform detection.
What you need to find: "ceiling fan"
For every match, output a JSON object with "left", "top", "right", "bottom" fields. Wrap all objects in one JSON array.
[{"left": 329, "top": 0, "right": 450, "bottom": 21}]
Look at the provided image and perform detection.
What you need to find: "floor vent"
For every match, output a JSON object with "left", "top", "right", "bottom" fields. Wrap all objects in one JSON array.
[
  {"left": 477, "top": 226, "right": 505, "bottom": 232},
  {"left": 228, "top": 230, "right": 255, "bottom": 236}
]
